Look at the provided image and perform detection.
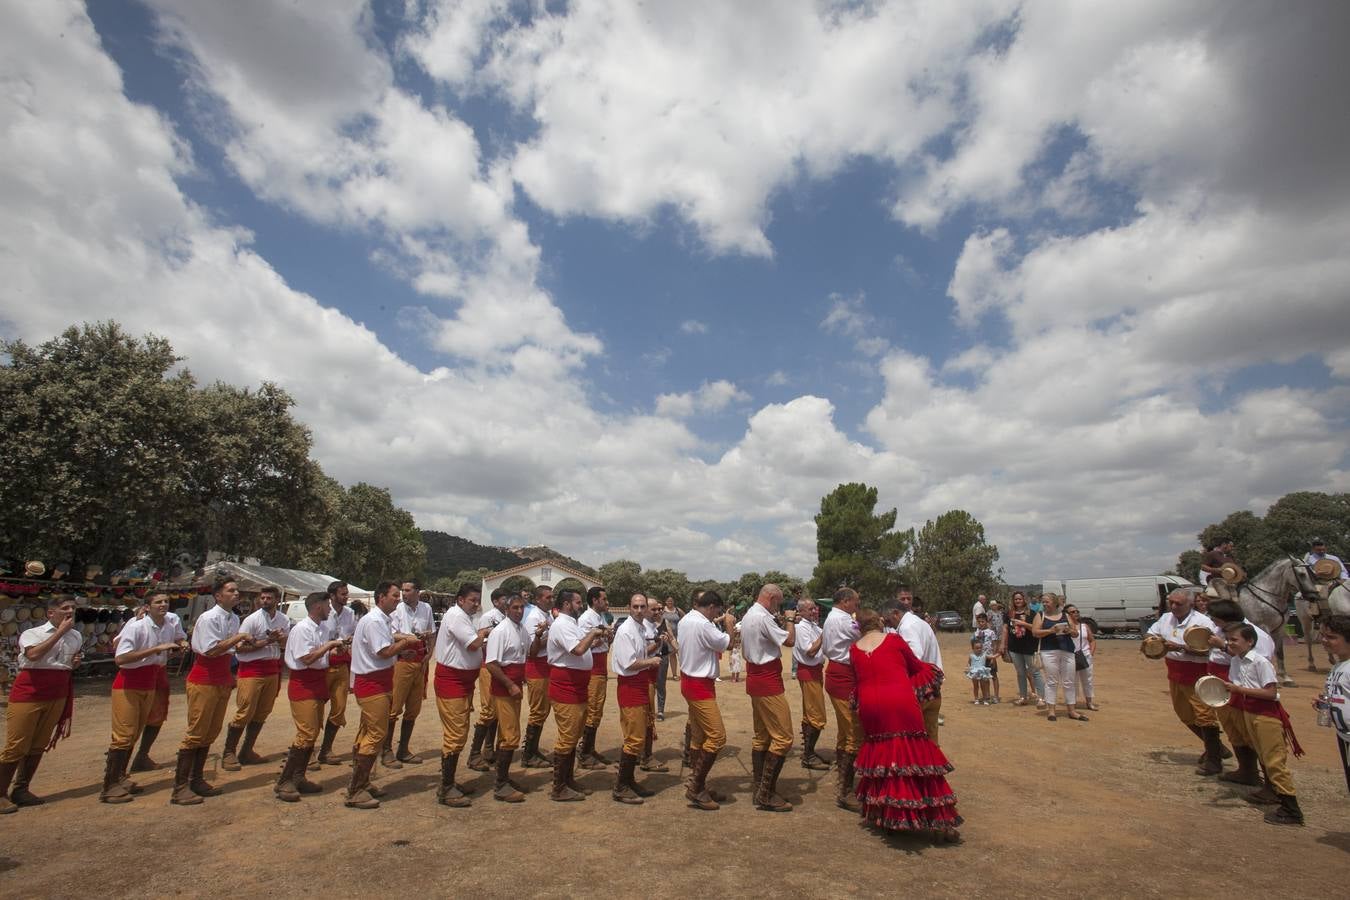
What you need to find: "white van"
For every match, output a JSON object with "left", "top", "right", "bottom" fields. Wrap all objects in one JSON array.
[{"left": 1040, "top": 575, "right": 1194, "bottom": 633}]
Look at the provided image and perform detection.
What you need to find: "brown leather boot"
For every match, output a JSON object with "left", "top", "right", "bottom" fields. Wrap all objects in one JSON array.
[
  {"left": 0, "top": 760, "right": 18, "bottom": 814},
  {"left": 238, "top": 721, "right": 265, "bottom": 765},
  {"left": 116, "top": 747, "right": 142, "bottom": 794},
  {"left": 522, "top": 724, "right": 550, "bottom": 768},
  {"left": 801, "top": 725, "right": 831, "bottom": 770},
  {"left": 1196, "top": 727, "right": 1224, "bottom": 776},
  {"left": 316, "top": 721, "right": 340, "bottom": 766},
  {"left": 836, "top": 750, "right": 861, "bottom": 812},
  {"left": 170, "top": 749, "right": 203, "bottom": 806},
  {"left": 482, "top": 721, "right": 498, "bottom": 765},
  {"left": 1219, "top": 746, "right": 1261, "bottom": 785},
  {"left": 751, "top": 749, "right": 765, "bottom": 792},
  {"left": 612, "top": 753, "right": 643, "bottom": 804},
  {"left": 640, "top": 729, "right": 668, "bottom": 772},
  {"left": 550, "top": 752, "right": 585, "bottom": 802},
  {"left": 345, "top": 753, "right": 379, "bottom": 809},
  {"left": 396, "top": 718, "right": 423, "bottom": 764},
  {"left": 755, "top": 752, "right": 792, "bottom": 812},
  {"left": 220, "top": 725, "right": 243, "bottom": 771},
  {"left": 295, "top": 747, "right": 322, "bottom": 794},
  {"left": 437, "top": 752, "right": 471, "bottom": 807},
  {"left": 274, "top": 747, "right": 303, "bottom": 803},
  {"left": 685, "top": 749, "right": 719, "bottom": 810},
  {"left": 577, "top": 726, "right": 600, "bottom": 770},
  {"left": 467, "top": 724, "right": 490, "bottom": 771},
  {"left": 190, "top": 747, "right": 223, "bottom": 797},
  {"left": 100, "top": 749, "right": 134, "bottom": 804},
  {"left": 10, "top": 753, "right": 45, "bottom": 806},
  {"left": 493, "top": 750, "right": 525, "bottom": 803},
  {"left": 131, "top": 724, "right": 162, "bottom": 772},
  {"left": 589, "top": 725, "right": 614, "bottom": 766},
  {"left": 380, "top": 725, "right": 402, "bottom": 769}
]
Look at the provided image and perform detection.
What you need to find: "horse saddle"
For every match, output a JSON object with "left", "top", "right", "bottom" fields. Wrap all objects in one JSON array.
[{"left": 1204, "top": 579, "right": 1237, "bottom": 603}]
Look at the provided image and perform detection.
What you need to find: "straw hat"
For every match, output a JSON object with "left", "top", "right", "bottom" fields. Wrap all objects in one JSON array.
[
  {"left": 1141, "top": 634, "right": 1166, "bottom": 659},
  {"left": 1312, "top": 558, "right": 1340, "bottom": 580},
  {"left": 15, "top": 605, "right": 32, "bottom": 623},
  {"left": 1218, "top": 562, "right": 1246, "bottom": 584},
  {"left": 25, "top": 560, "right": 45, "bottom": 577},
  {"left": 1183, "top": 625, "right": 1213, "bottom": 654},
  {"left": 0, "top": 607, "right": 14, "bottom": 623},
  {"left": 1195, "top": 675, "right": 1230, "bottom": 708},
  {"left": 1, "top": 622, "right": 17, "bottom": 637}
]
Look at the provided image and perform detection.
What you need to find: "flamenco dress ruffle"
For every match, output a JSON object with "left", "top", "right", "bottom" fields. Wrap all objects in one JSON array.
[{"left": 854, "top": 729, "right": 963, "bottom": 831}]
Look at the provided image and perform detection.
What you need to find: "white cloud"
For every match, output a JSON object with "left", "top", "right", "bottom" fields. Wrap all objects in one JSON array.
[
  {"left": 679, "top": 319, "right": 708, "bottom": 335},
  {"left": 654, "top": 380, "right": 750, "bottom": 418}
]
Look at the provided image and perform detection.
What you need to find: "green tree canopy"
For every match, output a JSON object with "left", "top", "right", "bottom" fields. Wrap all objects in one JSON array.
[
  {"left": 808, "top": 482, "right": 911, "bottom": 604},
  {"left": 904, "top": 509, "right": 1002, "bottom": 614},
  {"left": 329, "top": 483, "right": 426, "bottom": 587},
  {"left": 596, "top": 559, "right": 643, "bottom": 603},
  {"left": 1176, "top": 549, "right": 1202, "bottom": 583},
  {"left": 642, "top": 567, "right": 692, "bottom": 606}
]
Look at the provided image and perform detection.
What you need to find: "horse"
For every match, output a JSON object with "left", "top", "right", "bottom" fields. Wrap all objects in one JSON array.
[
  {"left": 1295, "top": 576, "right": 1350, "bottom": 670},
  {"left": 1226, "top": 557, "right": 1324, "bottom": 687}
]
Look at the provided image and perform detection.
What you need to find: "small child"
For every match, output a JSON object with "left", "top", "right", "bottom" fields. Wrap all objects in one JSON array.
[
  {"left": 728, "top": 642, "right": 744, "bottom": 683},
  {"left": 966, "top": 637, "right": 991, "bottom": 704},
  {"left": 974, "top": 613, "right": 1000, "bottom": 703},
  {"left": 1223, "top": 622, "right": 1305, "bottom": 825}
]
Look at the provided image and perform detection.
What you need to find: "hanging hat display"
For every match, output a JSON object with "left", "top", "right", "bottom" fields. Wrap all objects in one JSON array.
[{"left": 25, "top": 561, "right": 45, "bottom": 577}]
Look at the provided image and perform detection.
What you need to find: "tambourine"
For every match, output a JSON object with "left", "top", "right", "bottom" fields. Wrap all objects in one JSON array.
[
  {"left": 1141, "top": 634, "right": 1166, "bottom": 659},
  {"left": 1182, "top": 625, "right": 1213, "bottom": 654},
  {"left": 1194, "top": 675, "right": 1230, "bottom": 708}
]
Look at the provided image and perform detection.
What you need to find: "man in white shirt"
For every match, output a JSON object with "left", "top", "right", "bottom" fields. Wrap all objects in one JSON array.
[
  {"left": 432, "top": 583, "right": 489, "bottom": 808},
  {"left": 677, "top": 590, "right": 736, "bottom": 811},
  {"left": 1146, "top": 588, "right": 1226, "bottom": 775},
  {"left": 547, "top": 588, "right": 608, "bottom": 801},
  {"left": 276, "top": 592, "right": 343, "bottom": 802},
  {"left": 972, "top": 594, "right": 987, "bottom": 623},
  {"left": 470, "top": 587, "right": 511, "bottom": 773},
  {"left": 577, "top": 586, "right": 614, "bottom": 770},
  {"left": 823, "top": 587, "right": 862, "bottom": 812},
  {"left": 345, "top": 581, "right": 421, "bottom": 810},
  {"left": 741, "top": 584, "right": 797, "bottom": 812},
  {"left": 1205, "top": 599, "right": 1277, "bottom": 792},
  {"left": 104, "top": 593, "right": 185, "bottom": 804},
  {"left": 387, "top": 579, "right": 435, "bottom": 769},
  {"left": 640, "top": 598, "right": 669, "bottom": 772},
  {"left": 1306, "top": 538, "right": 1348, "bottom": 579},
  {"left": 222, "top": 586, "right": 290, "bottom": 771},
  {"left": 175, "top": 577, "right": 249, "bottom": 805},
  {"left": 610, "top": 594, "right": 661, "bottom": 804},
  {"left": 1, "top": 596, "right": 83, "bottom": 814},
  {"left": 520, "top": 584, "right": 556, "bottom": 769},
  {"left": 792, "top": 599, "right": 829, "bottom": 771},
  {"left": 130, "top": 604, "right": 188, "bottom": 774},
  {"left": 897, "top": 588, "right": 944, "bottom": 745},
  {"left": 317, "top": 581, "right": 357, "bottom": 766},
  {"left": 484, "top": 593, "right": 530, "bottom": 802}
]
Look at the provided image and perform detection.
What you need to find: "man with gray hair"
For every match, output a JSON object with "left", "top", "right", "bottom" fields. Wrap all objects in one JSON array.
[
  {"left": 792, "top": 598, "right": 830, "bottom": 770},
  {"left": 1146, "top": 588, "right": 1228, "bottom": 775},
  {"left": 740, "top": 583, "right": 796, "bottom": 812}
]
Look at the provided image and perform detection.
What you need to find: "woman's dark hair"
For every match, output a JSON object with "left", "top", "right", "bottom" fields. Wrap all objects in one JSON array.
[{"left": 1321, "top": 614, "right": 1350, "bottom": 642}]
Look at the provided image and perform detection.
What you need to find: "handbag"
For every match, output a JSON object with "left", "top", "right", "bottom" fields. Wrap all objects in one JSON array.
[
  {"left": 1032, "top": 651, "right": 1043, "bottom": 673},
  {"left": 1074, "top": 650, "right": 1089, "bottom": 671}
]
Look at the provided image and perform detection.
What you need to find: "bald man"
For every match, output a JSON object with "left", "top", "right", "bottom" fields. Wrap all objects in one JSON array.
[
  {"left": 793, "top": 598, "right": 830, "bottom": 771},
  {"left": 740, "top": 584, "right": 796, "bottom": 812}
]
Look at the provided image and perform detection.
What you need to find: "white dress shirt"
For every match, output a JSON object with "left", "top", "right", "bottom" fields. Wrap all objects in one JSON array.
[
  {"left": 477, "top": 605, "right": 506, "bottom": 632},
  {"left": 1228, "top": 648, "right": 1278, "bottom": 693},
  {"left": 351, "top": 606, "right": 395, "bottom": 675},
  {"left": 822, "top": 607, "right": 858, "bottom": 664},
  {"left": 739, "top": 603, "right": 788, "bottom": 665},
  {"left": 485, "top": 617, "right": 529, "bottom": 667},
  {"left": 115, "top": 616, "right": 166, "bottom": 669},
  {"left": 285, "top": 617, "right": 330, "bottom": 670},
  {"left": 521, "top": 604, "right": 551, "bottom": 660},
  {"left": 547, "top": 614, "right": 592, "bottom": 670},
  {"left": 1209, "top": 618, "right": 1276, "bottom": 667},
  {"left": 676, "top": 610, "right": 730, "bottom": 678},
  {"left": 578, "top": 607, "right": 610, "bottom": 654},
  {"left": 190, "top": 604, "right": 240, "bottom": 656},
  {"left": 899, "top": 611, "right": 943, "bottom": 669},
  {"left": 391, "top": 600, "right": 435, "bottom": 637},
  {"left": 1148, "top": 609, "right": 1218, "bottom": 662},
  {"left": 324, "top": 604, "right": 356, "bottom": 642},
  {"left": 792, "top": 619, "right": 825, "bottom": 666},
  {"left": 435, "top": 605, "right": 483, "bottom": 669},
  {"left": 610, "top": 615, "right": 649, "bottom": 677},
  {"left": 162, "top": 611, "right": 188, "bottom": 643},
  {"left": 236, "top": 607, "right": 289, "bottom": 662},
  {"left": 18, "top": 621, "right": 83, "bottom": 670}
]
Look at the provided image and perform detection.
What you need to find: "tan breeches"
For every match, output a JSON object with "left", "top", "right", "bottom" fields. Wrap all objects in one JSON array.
[
  {"left": 493, "top": 694, "right": 523, "bottom": 750},
  {"left": 619, "top": 705, "right": 649, "bottom": 756},
  {"left": 325, "top": 665, "right": 350, "bottom": 727},
  {"left": 476, "top": 669, "right": 497, "bottom": 725},
  {"left": 686, "top": 698, "right": 727, "bottom": 753},
  {"left": 552, "top": 702, "right": 585, "bottom": 754},
  {"left": 109, "top": 688, "right": 155, "bottom": 750},
  {"left": 750, "top": 693, "right": 794, "bottom": 755},
  {"left": 290, "top": 698, "right": 324, "bottom": 748},
  {"left": 585, "top": 674, "right": 607, "bottom": 727},
  {"left": 436, "top": 696, "right": 471, "bottom": 755},
  {"left": 389, "top": 659, "right": 427, "bottom": 722},
  {"left": 828, "top": 695, "right": 859, "bottom": 754},
  {"left": 526, "top": 677, "right": 551, "bottom": 726},
  {"left": 1244, "top": 712, "right": 1295, "bottom": 796},
  {"left": 799, "top": 679, "right": 827, "bottom": 730},
  {"left": 2, "top": 699, "right": 64, "bottom": 761},
  {"left": 921, "top": 696, "right": 942, "bottom": 746},
  {"left": 180, "top": 683, "right": 232, "bottom": 750},
  {"left": 1169, "top": 680, "right": 1217, "bottom": 728},
  {"left": 353, "top": 692, "right": 391, "bottom": 757},
  {"left": 229, "top": 675, "right": 280, "bottom": 728}
]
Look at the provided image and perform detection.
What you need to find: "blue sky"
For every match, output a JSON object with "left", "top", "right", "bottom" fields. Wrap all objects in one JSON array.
[{"left": 4, "top": 1, "right": 1347, "bottom": 584}]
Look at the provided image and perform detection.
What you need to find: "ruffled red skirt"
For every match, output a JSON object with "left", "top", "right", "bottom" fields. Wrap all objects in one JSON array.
[{"left": 854, "top": 729, "right": 963, "bottom": 832}]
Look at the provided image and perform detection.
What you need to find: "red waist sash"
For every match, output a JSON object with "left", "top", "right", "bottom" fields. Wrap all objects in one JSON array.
[
  {"left": 288, "top": 667, "right": 330, "bottom": 702},
  {"left": 490, "top": 663, "right": 526, "bottom": 697},
  {"left": 590, "top": 651, "right": 609, "bottom": 675},
  {"left": 745, "top": 657, "right": 784, "bottom": 697},
  {"left": 353, "top": 668, "right": 394, "bottom": 698},
  {"left": 617, "top": 673, "right": 649, "bottom": 707},
  {"left": 680, "top": 675, "right": 716, "bottom": 702},
  {"left": 526, "top": 654, "right": 551, "bottom": 680},
  {"left": 187, "top": 653, "right": 235, "bottom": 687},
  {"left": 1240, "top": 696, "right": 1306, "bottom": 757},
  {"left": 156, "top": 667, "right": 170, "bottom": 693},
  {"left": 113, "top": 664, "right": 163, "bottom": 692},
  {"left": 1165, "top": 658, "right": 1209, "bottom": 685},
  {"left": 10, "top": 668, "right": 71, "bottom": 702},
  {"left": 1207, "top": 661, "right": 1230, "bottom": 678},
  {"left": 796, "top": 662, "right": 823, "bottom": 682},
  {"left": 238, "top": 658, "right": 281, "bottom": 678},
  {"left": 329, "top": 650, "right": 352, "bottom": 666},
  {"left": 825, "top": 660, "right": 855, "bottom": 700},
  {"left": 549, "top": 666, "right": 590, "bottom": 704},
  {"left": 434, "top": 663, "right": 480, "bottom": 699}
]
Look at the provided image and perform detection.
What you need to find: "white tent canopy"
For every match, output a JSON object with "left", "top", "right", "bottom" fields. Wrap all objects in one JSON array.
[{"left": 175, "top": 560, "right": 372, "bottom": 601}]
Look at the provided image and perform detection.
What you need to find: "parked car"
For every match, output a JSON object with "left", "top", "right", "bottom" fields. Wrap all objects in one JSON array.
[{"left": 934, "top": 610, "right": 963, "bottom": 631}]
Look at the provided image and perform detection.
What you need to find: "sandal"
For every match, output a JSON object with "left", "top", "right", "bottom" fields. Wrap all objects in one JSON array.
[
  {"left": 1013, "top": 698, "right": 1027, "bottom": 706},
  {"left": 1068, "top": 714, "right": 1089, "bottom": 721}
]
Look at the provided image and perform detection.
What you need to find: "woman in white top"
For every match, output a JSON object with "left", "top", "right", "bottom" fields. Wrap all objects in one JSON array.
[{"left": 1066, "top": 605, "right": 1098, "bottom": 712}]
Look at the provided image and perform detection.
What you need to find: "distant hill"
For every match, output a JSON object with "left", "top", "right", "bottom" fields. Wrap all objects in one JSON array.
[{"left": 421, "top": 532, "right": 597, "bottom": 582}]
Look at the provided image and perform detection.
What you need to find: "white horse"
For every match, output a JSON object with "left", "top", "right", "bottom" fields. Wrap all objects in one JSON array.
[
  {"left": 1227, "top": 557, "right": 1324, "bottom": 687},
  {"left": 1295, "top": 575, "right": 1350, "bottom": 670}
]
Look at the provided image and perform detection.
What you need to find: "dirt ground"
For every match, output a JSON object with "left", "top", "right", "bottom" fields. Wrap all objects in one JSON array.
[{"left": 1, "top": 631, "right": 1345, "bottom": 899}]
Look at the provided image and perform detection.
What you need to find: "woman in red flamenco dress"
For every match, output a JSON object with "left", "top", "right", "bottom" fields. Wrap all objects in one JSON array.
[{"left": 849, "top": 608, "right": 962, "bottom": 842}]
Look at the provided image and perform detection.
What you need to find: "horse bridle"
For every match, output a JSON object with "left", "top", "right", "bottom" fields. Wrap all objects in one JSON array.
[{"left": 1237, "top": 557, "right": 1316, "bottom": 618}]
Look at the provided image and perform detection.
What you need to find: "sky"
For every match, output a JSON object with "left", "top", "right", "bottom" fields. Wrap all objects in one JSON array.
[{"left": 2, "top": 1, "right": 1348, "bottom": 583}]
